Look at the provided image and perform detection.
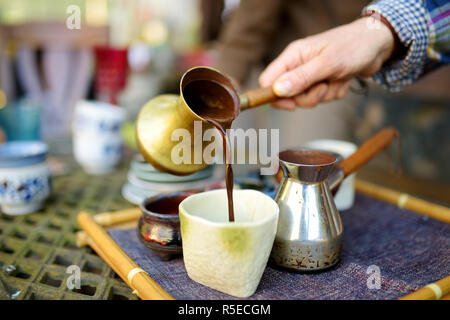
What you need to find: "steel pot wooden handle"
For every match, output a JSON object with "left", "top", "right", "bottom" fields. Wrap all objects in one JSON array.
[{"left": 338, "top": 127, "right": 399, "bottom": 177}]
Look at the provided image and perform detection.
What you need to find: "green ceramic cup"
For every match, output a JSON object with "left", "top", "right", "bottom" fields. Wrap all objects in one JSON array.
[{"left": 179, "top": 189, "right": 279, "bottom": 298}]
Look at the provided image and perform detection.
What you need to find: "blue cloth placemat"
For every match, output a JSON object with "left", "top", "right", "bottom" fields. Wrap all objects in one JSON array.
[{"left": 109, "top": 193, "right": 450, "bottom": 300}]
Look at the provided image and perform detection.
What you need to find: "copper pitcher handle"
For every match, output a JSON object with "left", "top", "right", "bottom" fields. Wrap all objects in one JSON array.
[
  {"left": 240, "top": 87, "right": 278, "bottom": 110},
  {"left": 338, "top": 127, "right": 399, "bottom": 178}
]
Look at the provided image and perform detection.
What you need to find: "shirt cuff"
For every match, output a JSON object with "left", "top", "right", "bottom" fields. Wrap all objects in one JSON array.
[{"left": 362, "top": 0, "right": 430, "bottom": 92}]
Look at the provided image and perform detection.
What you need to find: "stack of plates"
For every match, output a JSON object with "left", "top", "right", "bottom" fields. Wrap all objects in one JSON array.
[{"left": 122, "top": 155, "right": 218, "bottom": 205}]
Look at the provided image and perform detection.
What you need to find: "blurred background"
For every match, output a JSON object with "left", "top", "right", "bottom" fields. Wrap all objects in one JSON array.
[{"left": 0, "top": 0, "right": 448, "bottom": 205}]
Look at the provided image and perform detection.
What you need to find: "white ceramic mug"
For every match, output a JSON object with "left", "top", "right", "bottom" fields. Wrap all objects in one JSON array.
[
  {"left": 303, "top": 139, "right": 357, "bottom": 211},
  {"left": 0, "top": 162, "right": 51, "bottom": 215},
  {"left": 72, "top": 100, "right": 126, "bottom": 174},
  {"left": 0, "top": 141, "right": 51, "bottom": 215},
  {"left": 179, "top": 189, "right": 279, "bottom": 298}
]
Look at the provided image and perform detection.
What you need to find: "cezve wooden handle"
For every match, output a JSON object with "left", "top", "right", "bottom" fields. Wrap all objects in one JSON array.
[
  {"left": 338, "top": 127, "right": 399, "bottom": 177},
  {"left": 240, "top": 87, "right": 278, "bottom": 109}
]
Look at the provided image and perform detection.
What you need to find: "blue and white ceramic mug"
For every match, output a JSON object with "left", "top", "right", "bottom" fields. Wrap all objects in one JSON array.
[
  {"left": 0, "top": 141, "right": 51, "bottom": 215},
  {"left": 72, "top": 100, "right": 127, "bottom": 175}
]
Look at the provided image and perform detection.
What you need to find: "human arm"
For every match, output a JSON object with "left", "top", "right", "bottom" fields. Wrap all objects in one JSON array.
[{"left": 259, "top": 0, "right": 450, "bottom": 109}]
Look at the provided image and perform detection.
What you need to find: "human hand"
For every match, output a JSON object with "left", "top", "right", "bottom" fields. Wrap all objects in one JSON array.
[{"left": 259, "top": 17, "right": 395, "bottom": 110}]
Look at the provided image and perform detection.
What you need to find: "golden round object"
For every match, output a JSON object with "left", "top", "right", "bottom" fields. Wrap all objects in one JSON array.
[{"left": 135, "top": 94, "right": 209, "bottom": 176}]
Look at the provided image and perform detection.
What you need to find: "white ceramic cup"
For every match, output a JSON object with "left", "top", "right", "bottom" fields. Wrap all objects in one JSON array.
[
  {"left": 0, "top": 141, "right": 51, "bottom": 215},
  {"left": 303, "top": 139, "right": 357, "bottom": 211},
  {"left": 0, "top": 162, "right": 51, "bottom": 215},
  {"left": 179, "top": 189, "right": 279, "bottom": 298},
  {"left": 72, "top": 100, "right": 126, "bottom": 175}
]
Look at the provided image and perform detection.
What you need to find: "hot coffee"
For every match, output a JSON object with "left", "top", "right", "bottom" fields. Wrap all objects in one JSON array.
[
  {"left": 144, "top": 193, "right": 190, "bottom": 215},
  {"left": 279, "top": 149, "right": 336, "bottom": 166}
]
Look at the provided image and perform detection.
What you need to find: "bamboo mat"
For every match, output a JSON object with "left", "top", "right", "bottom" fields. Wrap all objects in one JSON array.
[{"left": 78, "top": 180, "right": 450, "bottom": 300}]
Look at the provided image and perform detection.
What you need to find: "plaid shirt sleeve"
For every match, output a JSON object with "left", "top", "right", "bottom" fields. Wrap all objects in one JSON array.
[{"left": 362, "top": 0, "right": 449, "bottom": 92}]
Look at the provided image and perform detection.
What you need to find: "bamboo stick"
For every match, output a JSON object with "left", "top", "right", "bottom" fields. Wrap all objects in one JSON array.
[
  {"left": 76, "top": 220, "right": 139, "bottom": 247},
  {"left": 92, "top": 207, "right": 141, "bottom": 226},
  {"left": 106, "top": 221, "right": 138, "bottom": 229},
  {"left": 355, "top": 179, "right": 450, "bottom": 224},
  {"left": 76, "top": 230, "right": 89, "bottom": 248},
  {"left": 77, "top": 211, "right": 173, "bottom": 300},
  {"left": 399, "top": 275, "right": 450, "bottom": 300},
  {"left": 76, "top": 207, "right": 141, "bottom": 248}
]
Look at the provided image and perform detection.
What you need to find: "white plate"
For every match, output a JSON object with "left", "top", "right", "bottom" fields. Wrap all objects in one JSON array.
[
  {"left": 131, "top": 162, "right": 214, "bottom": 183},
  {"left": 130, "top": 158, "right": 158, "bottom": 173},
  {"left": 127, "top": 171, "right": 219, "bottom": 192}
]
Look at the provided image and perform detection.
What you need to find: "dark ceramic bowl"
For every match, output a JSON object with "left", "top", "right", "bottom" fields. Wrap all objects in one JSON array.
[{"left": 137, "top": 191, "right": 195, "bottom": 260}]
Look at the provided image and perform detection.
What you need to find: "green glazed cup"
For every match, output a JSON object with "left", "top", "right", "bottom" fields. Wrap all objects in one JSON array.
[{"left": 179, "top": 189, "right": 279, "bottom": 298}]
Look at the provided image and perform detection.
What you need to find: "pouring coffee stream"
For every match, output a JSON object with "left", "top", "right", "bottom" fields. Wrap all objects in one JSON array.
[
  {"left": 182, "top": 79, "right": 239, "bottom": 222},
  {"left": 182, "top": 74, "right": 280, "bottom": 222}
]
